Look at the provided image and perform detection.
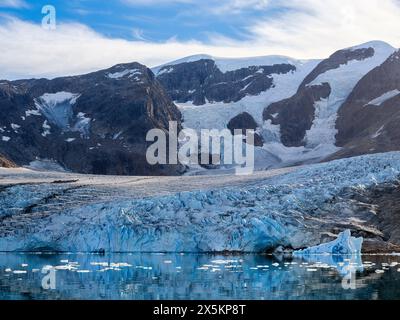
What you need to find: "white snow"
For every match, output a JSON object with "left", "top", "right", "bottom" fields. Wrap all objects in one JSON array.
[
  {"left": 72, "top": 112, "right": 91, "bottom": 137},
  {"left": 27, "top": 159, "right": 66, "bottom": 172},
  {"left": 305, "top": 41, "right": 395, "bottom": 152},
  {"left": 25, "top": 109, "right": 41, "bottom": 117},
  {"left": 294, "top": 230, "right": 363, "bottom": 255},
  {"left": 178, "top": 59, "right": 319, "bottom": 132},
  {"left": 41, "top": 120, "right": 51, "bottom": 137},
  {"left": 365, "top": 89, "right": 400, "bottom": 106},
  {"left": 106, "top": 69, "right": 141, "bottom": 79},
  {"left": 34, "top": 92, "right": 80, "bottom": 130},
  {"left": 372, "top": 125, "right": 385, "bottom": 139}
]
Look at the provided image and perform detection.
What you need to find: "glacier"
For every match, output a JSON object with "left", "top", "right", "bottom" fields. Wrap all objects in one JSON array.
[
  {"left": 0, "top": 152, "right": 400, "bottom": 253},
  {"left": 293, "top": 230, "right": 363, "bottom": 256}
]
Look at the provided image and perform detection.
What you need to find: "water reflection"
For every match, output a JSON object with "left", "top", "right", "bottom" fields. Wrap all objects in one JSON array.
[{"left": 0, "top": 253, "right": 400, "bottom": 300}]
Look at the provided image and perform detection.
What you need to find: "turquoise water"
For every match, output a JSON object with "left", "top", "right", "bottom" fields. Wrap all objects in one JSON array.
[{"left": 1, "top": 253, "right": 400, "bottom": 300}]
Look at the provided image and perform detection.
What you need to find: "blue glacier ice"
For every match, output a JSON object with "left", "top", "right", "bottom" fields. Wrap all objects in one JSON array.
[{"left": 1, "top": 152, "right": 400, "bottom": 252}]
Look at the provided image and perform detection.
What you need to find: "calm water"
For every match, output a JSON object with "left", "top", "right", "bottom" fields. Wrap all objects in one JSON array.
[{"left": 1, "top": 253, "right": 400, "bottom": 300}]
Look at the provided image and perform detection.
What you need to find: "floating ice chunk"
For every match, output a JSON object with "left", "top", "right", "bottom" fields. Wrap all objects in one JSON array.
[
  {"left": 35, "top": 92, "right": 80, "bottom": 129},
  {"left": 294, "top": 230, "right": 363, "bottom": 255},
  {"left": 1, "top": 136, "right": 10, "bottom": 142}
]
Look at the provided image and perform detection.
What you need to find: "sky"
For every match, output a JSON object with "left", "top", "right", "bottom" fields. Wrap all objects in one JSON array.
[{"left": 1, "top": 0, "right": 400, "bottom": 79}]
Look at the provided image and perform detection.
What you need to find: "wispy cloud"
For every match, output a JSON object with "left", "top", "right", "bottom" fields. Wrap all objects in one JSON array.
[
  {"left": 0, "top": 0, "right": 28, "bottom": 8},
  {"left": 121, "top": 0, "right": 269, "bottom": 15},
  {"left": 1, "top": 0, "right": 400, "bottom": 79}
]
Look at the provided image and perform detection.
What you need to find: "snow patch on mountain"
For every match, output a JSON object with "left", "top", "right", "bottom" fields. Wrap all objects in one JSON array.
[
  {"left": 34, "top": 92, "right": 81, "bottom": 130},
  {"left": 153, "top": 54, "right": 307, "bottom": 74},
  {"left": 305, "top": 41, "right": 395, "bottom": 151},
  {"left": 178, "top": 59, "right": 320, "bottom": 132},
  {"left": 365, "top": 89, "right": 400, "bottom": 106}
]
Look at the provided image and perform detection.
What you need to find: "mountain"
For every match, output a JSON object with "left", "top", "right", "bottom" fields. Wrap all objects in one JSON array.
[
  {"left": 0, "top": 63, "right": 183, "bottom": 175},
  {"left": 332, "top": 49, "right": 400, "bottom": 159},
  {"left": 0, "top": 154, "right": 15, "bottom": 168},
  {"left": 154, "top": 41, "right": 398, "bottom": 171}
]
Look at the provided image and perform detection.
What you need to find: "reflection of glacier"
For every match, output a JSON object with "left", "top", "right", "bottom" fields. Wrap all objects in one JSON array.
[
  {"left": 1, "top": 152, "right": 400, "bottom": 252},
  {"left": 1, "top": 253, "right": 399, "bottom": 300}
]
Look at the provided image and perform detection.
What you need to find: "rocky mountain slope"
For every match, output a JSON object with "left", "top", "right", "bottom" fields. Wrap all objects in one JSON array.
[
  {"left": 1, "top": 41, "right": 400, "bottom": 175},
  {"left": 333, "top": 49, "right": 400, "bottom": 159},
  {"left": 154, "top": 41, "right": 399, "bottom": 171},
  {"left": 0, "top": 63, "right": 182, "bottom": 175}
]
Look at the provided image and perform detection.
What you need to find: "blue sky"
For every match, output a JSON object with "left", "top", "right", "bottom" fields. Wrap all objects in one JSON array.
[{"left": 1, "top": 0, "right": 400, "bottom": 79}]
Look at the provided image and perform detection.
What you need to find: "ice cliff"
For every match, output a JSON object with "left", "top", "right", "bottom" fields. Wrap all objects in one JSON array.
[{"left": 1, "top": 152, "right": 400, "bottom": 253}]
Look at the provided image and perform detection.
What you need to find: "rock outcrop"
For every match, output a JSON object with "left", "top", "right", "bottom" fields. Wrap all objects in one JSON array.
[{"left": 333, "top": 49, "right": 400, "bottom": 159}]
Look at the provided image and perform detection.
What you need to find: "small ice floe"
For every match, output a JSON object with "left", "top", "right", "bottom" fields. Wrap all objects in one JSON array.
[
  {"left": 21, "top": 264, "right": 28, "bottom": 267},
  {"left": 272, "top": 263, "right": 280, "bottom": 267},
  {"left": 5, "top": 268, "right": 12, "bottom": 272},
  {"left": 110, "top": 262, "right": 132, "bottom": 268},
  {"left": 60, "top": 260, "right": 69, "bottom": 263},
  {"left": 294, "top": 230, "right": 363, "bottom": 255},
  {"left": 307, "top": 268, "right": 318, "bottom": 272},
  {"left": 163, "top": 260, "right": 173, "bottom": 264},
  {"left": 76, "top": 270, "right": 91, "bottom": 273},
  {"left": 375, "top": 270, "right": 385, "bottom": 274},
  {"left": 13, "top": 270, "right": 27, "bottom": 274}
]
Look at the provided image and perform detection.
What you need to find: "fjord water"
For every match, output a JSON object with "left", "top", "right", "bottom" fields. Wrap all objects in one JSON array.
[{"left": 1, "top": 253, "right": 400, "bottom": 300}]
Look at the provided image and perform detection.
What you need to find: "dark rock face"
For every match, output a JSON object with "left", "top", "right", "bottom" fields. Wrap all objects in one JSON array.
[
  {"left": 263, "top": 83, "right": 331, "bottom": 147},
  {"left": 156, "top": 59, "right": 296, "bottom": 105},
  {"left": 227, "top": 112, "right": 264, "bottom": 146},
  {"left": 333, "top": 50, "right": 400, "bottom": 159},
  {"left": 0, "top": 63, "right": 183, "bottom": 175}
]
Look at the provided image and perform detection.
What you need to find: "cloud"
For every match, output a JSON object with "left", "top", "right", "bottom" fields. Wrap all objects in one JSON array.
[
  {"left": 1, "top": 0, "right": 400, "bottom": 80},
  {"left": 121, "top": 0, "right": 269, "bottom": 15},
  {"left": 0, "top": 0, "right": 28, "bottom": 8}
]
